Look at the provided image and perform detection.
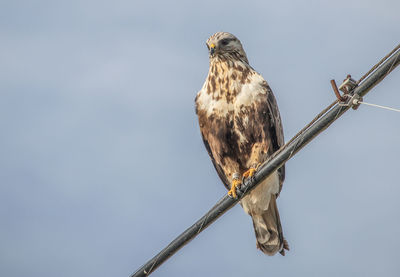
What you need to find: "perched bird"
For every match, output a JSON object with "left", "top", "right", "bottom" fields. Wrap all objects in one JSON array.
[{"left": 195, "top": 32, "right": 289, "bottom": 255}]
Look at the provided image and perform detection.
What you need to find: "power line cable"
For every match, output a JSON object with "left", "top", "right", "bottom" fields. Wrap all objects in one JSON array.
[{"left": 130, "top": 44, "right": 400, "bottom": 277}]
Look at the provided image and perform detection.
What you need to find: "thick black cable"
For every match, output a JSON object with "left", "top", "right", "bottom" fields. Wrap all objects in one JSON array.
[{"left": 131, "top": 45, "right": 400, "bottom": 277}]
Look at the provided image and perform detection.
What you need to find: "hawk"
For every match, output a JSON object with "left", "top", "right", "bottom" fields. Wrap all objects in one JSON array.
[{"left": 195, "top": 32, "right": 289, "bottom": 255}]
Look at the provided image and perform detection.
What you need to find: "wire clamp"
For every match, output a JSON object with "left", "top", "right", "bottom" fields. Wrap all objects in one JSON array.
[
  {"left": 348, "top": 93, "right": 362, "bottom": 110},
  {"left": 339, "top": 75, "right": 357, "bottom": 94},
  {"left": 331, "top": 74, "right": 359, "bottom": 109},
  {"left": 339, "top": 93, "right": 363, "bottom": 110}
]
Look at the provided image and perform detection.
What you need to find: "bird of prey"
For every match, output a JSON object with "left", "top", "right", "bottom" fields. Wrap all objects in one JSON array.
[{"left": 195, "top": 32, "right": 289, "bottom": 256}]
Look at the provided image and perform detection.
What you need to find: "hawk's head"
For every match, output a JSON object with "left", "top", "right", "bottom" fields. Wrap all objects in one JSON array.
[{"left": 206, "top": 32, "right": 249, "bottom": 64}]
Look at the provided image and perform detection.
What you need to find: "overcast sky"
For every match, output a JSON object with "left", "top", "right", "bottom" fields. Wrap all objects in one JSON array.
[{"left": 1, "top": 1, "right": 400, "bottom": 276}]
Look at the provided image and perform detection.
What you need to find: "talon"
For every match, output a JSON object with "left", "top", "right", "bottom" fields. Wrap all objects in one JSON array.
[
  {"left": 228, "top": 178, "right": 242, "bottom": 198},
  {"left": 243, "top": 168, "right": 256, "bottom": 178},
  {"left": 242, "top": 163, "right": 261, "bottom": 179}
]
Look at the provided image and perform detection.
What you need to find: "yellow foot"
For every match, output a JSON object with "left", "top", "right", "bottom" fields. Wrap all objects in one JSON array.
[
  {"left": 242, "top": 163, "right": 261, "bottom": 179},
  {"left": 228, "top": 178, "right": 242, "bottom": 198}
]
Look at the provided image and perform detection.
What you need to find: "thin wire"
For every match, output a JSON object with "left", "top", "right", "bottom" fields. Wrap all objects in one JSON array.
[
  {"left": 357, "top": 100, "right": 400, "bottom": 113},
  {"left": 260, "top": 44, "right": 400, "bottom": 176},
  {"left": 266, "top": 43, "right": 400, "bottom": 173}
]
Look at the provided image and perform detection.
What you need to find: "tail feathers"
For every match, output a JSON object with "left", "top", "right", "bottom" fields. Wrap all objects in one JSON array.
[{"left": 251, "top": 194, "right": 289, "bottom": 256}]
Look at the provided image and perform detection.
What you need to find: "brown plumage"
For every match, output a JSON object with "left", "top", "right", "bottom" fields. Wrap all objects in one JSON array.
[{"left": 195, "top": 32, "right": 289, "bottom": 255}]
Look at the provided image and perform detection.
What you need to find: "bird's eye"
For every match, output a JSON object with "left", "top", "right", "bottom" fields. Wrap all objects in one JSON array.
[{"left": 220, "top": 39, "right": 229, "bottom": 46}]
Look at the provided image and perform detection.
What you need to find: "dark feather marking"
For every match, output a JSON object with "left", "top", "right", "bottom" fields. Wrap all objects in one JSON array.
[{"left": 210, "top": 75, "right": 216, "bottom": 92}]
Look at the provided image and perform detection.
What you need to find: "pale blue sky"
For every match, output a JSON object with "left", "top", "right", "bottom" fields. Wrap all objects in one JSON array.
[{"left": 1, "top": 1, "right": 400, "bottom": 276}]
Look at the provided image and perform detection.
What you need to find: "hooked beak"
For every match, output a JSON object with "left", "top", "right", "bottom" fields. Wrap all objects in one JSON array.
[{"left": 209, "top": 43, "right": 216, "bottom": 55}]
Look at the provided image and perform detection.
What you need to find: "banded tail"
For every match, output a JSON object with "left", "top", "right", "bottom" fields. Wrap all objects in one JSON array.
[{"left": 251, "top": 194, "right": 289, "bottom": 256}]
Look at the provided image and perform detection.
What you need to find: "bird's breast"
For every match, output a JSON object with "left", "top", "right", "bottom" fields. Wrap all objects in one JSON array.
[{"left": 196, "top": 72, "right": 265, "bottom": 118}]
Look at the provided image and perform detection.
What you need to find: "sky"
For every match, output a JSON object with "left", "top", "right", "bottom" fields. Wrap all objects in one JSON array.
[{"left": 1, "top": 0, "right": 400, "bottom": 276}]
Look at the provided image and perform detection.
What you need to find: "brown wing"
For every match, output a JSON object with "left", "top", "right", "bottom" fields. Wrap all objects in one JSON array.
[
  {"left": 195, "top": 93, "right": 232, "bottom": 190},
  {"left": 200, "top": 135, "right": 231, "bottom": 190},
  {"left": 261, "top": 81, "right": 285, "bottom": 194}
]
